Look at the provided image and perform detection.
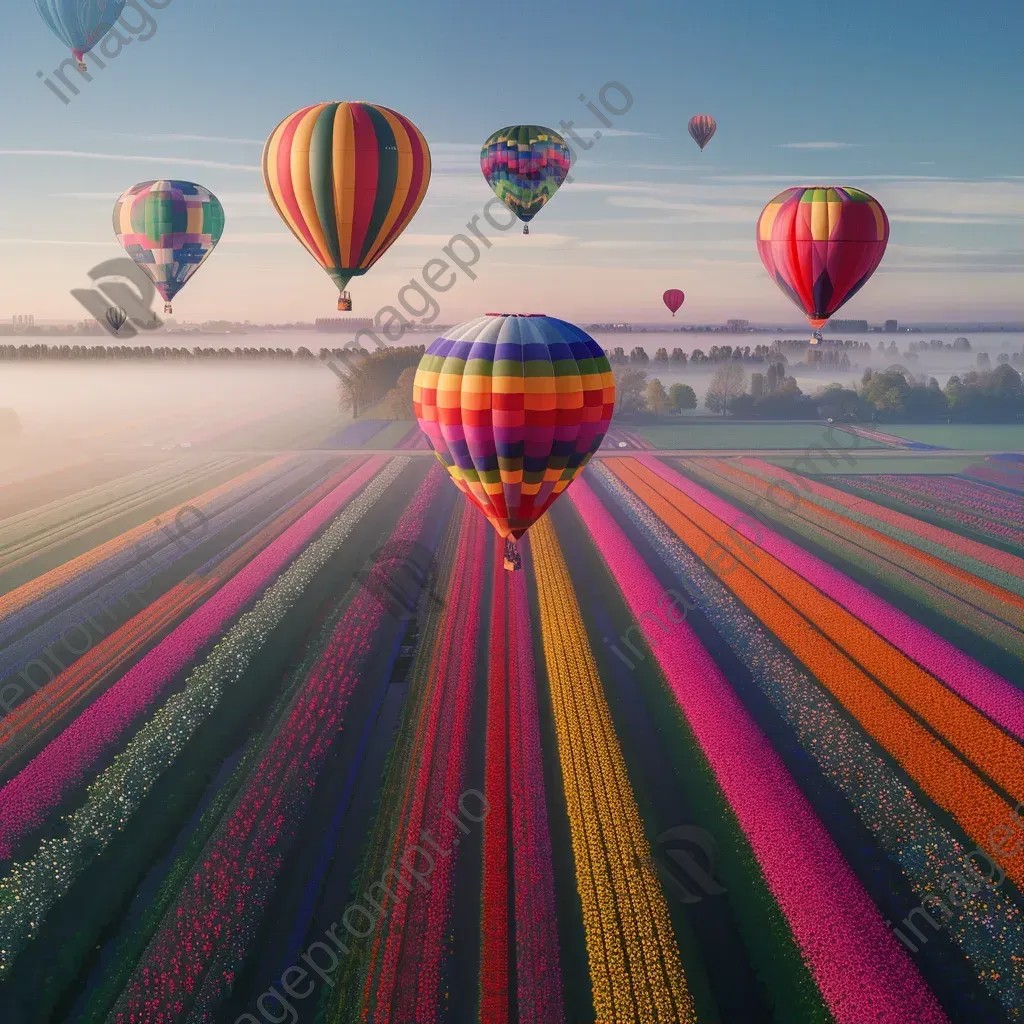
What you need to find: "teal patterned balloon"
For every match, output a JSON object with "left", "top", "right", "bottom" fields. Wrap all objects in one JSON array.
[
  {"left": 34, "top": 0, "right": 127, "bottom": 69},
  {"left": 113, "top": 180, "right": 225, "bottom": 314},
  {"left": 480, "top": 126, "right": 571, "bottom": 234}
]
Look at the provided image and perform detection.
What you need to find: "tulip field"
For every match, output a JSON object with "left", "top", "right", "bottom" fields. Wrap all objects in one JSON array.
[{"left": 0, "top": 449, "right": 1022, "bottom": 1024}]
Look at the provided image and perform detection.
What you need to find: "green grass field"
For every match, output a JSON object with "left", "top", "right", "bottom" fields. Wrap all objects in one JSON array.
[
  {"left": 637, "top": 422, "right": 887, "bottom": 450},
  {"left": 876, "top": 424, "right": 1024, "bottom": 450}
]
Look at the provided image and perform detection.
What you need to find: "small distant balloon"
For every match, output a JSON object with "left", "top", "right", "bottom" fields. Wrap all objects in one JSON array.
[
  {"left": 105, "top": 307, "right": 128, "bottom": 334},
  {"left": 113, "top": 180, "right": 225, "bottom": 315},
  {"left": 481, "top": 126, "right": 571, "bottom": 234},
  {"left": 687, "top": 115, "right": 716, "bottom": 151},
  {"left": 34, "top": 0, "right": 127, "bottom": 71},
  {"left": 663, "top": 289, "right": 685, "bottom": 316}
]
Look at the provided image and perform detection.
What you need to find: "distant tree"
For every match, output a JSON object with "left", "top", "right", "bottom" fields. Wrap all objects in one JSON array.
[
  {"left": 670, "top": 348, "right": 687, "bottom": 364},
  {"left": 629, "top": 346, "right": 649, "bottom": 364},
  {"left": 653, "top": 347, "right": 669, "bottom": 363},
  {"left": 645, "top": 378, "right": 669, "bottom": 414},
  {"left": 998, "top": 352, "right": 1010, "bottom": 364},
  {"left": 861, "top": 368, "right": 910, "bottom": 414},
  {"left": 705, "top": 363, "right": 748, "bottom": 416},
  {"left": 613, "top": 366, "right": 649, "bottom": 416},
  {"left": 668, "top": 382, "right": 697, "bottom": 412},
  {"left": 977, "top": 352, "right": 991, "bottom": 368},
  {"left": 383, "top": 366, "right": 417, "bottom": 419},
  {"left": 952, "top": 337, "right": 971, "bottom": 351}
]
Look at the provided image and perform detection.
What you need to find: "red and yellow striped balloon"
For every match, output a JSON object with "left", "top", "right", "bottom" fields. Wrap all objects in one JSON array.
[{"left": 262, "top": 102, "right": 431, "bottom": 304}]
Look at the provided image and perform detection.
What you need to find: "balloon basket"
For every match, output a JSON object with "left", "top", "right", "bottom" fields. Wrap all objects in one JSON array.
[
  {"left": 338, "top": 291, "right": 352, "bottom": 312},
  {"left": 503, "top": 539, "right": 521, "bottom": 572},
  {"left": 522, "top": 225, "right": 529, "bottom": 235},
  {"left": 76, "top": 61, "right": 88, "bottom": 73},
  {"left": 163, "top": 303, "right": 172, "bottom": 314}
]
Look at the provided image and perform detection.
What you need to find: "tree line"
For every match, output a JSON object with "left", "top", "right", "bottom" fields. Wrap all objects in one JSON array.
[
  {"left": 610, "top": 362, "right": 1024, "bottom": 423},
  {"left": 0, "top": 343, "right": 326, "bottom": 361}
]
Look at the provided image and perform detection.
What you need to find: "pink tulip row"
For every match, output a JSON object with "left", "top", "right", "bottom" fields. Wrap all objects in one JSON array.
[
  {"left": 568, "top": 476, "right": 949, "bottom": 1024},
  {"left": 740, "top": 458, "right": 1024, "bottom": 582},
  {"left": 112, "top": 464, "right": 443, "bottom": 1022},
  {"left": 386, "top": 516, "right": 487, "bottom": 1024},
  {"left": 508, "top": 558, "right": 564, "bottom": 1023},
  {"left": 963, "top": 462, "right": 1024, "bottom": 494},
  {"left": 637, "top": 456, "right": 1024, "bottom": 742},
  {"left": 0, "top": 456, "right": 385, "bottom": 861},
  {"left": 834, "top": 425, "right": 913, "bottom": 447}
]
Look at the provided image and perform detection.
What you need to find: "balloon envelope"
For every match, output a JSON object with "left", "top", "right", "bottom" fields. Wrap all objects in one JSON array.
[
  {"left": 687, "top": 115, "right": 716, "bottom": 151},
  {"left": 663, "top": 289, "right": 685, "bottom": 315},
  {"left": 262, "top": 102, "right": 431, "bottom": 299},
  {"left": 34, "top": 0, "right": 126, "bottom": 61},
  {"left": 113, "top": 181, "right": 224, "bottom": 309},
  {"left": 756, "top": 186, "right": 889, "bottom": 329},
  {"left": 480, "top": 126, "right": 571, "bottom": 228},
  {"left": 105, "top": 307, "right": 128, "bottom": 333},
  {"left": 414, "top": 314, "right": 615, "bottom": 542}
]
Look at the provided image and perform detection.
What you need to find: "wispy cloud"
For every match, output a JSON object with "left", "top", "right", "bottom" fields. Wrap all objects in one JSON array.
[
  {"left": 0, "top": 237, "right": 116, "bottom": 247},
  {"left": 776, "top": 142, "right": 862, "bottom": 150},
  {"left": 89, "top": 132, "right": 264, "bottom": 145},
  {"left": 0, "top": 149, "right": 259, "bottom": 172}
]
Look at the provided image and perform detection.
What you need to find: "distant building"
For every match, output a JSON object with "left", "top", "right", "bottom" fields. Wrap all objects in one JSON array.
[
  {"left": 884, "top": 319, "right": 898, "bottom": 332},
  {"left": 726, "top": 319, "right": 749, "bottom": 331},
  {"left": 315, "top": 318, "right": 375, "bottom": 333},
  {"left": 827, "top": 319, "right": 868, "bottom": 333}
]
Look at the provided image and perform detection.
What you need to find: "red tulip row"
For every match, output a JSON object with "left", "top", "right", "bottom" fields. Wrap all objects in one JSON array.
[{"left": 369, "top": 512, "right": 487, "bottom": 1024}]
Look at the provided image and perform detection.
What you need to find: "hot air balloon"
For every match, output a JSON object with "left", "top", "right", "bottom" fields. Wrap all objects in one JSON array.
[
  {"left": 687, "top": 115, "right": 716, "bottom": 151},
  {"left": 105, "top": 306, "right": 128, "bottom": 334},
  {"left": 481, "top": 126, "right": 571, "bottom": 235},
  {"left": 34, "top": 0, "right": 127, "bottom": 72},
  {"left": 663, "top": 289, "right": 685, "bottom": 316},
  {"left": 756, "top": 186, "right": 889, "bottom": 336},
  {"left": 262, "top": 102, "right": 431, "bottom": 312},
  {"left": 414, "top": 314, "right": 615, "bottom": 570},
  {"left": 113, "top": 181, "right": 224, "bottom": 315}
]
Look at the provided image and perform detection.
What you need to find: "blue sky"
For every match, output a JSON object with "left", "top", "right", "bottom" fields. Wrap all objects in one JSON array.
[{"left": 1, "top": 0, "right": 1022, "bottom": 324}]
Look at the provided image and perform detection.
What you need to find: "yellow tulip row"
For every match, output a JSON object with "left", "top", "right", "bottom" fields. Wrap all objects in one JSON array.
[{"left": 530, "top": 517, "right": 697, "bottom": 1024}]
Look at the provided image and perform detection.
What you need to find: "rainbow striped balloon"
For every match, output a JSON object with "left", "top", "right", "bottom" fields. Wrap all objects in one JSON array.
[
  {"left": 262, "top": 102, "right": 431, "bottom": 302},
  {"left": 413, "top": 314, "right": 615, "bottom": 546}
]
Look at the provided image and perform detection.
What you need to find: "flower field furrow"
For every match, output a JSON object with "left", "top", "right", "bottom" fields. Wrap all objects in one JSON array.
[
  {"left": 481, "top": 542, "right": 511, "bottom": 1024},
  {"left": 531, "top": 515, "right": 697, "bottom": 1024},
  {"left": 637, "top": 459, "right": 1024, "bottom": 803},
  {"left": 0, "top": 461, "right": 357, "bottom": 770},
  {"left": 0, "top": 456, "right": 319, "bottom": 675},
  {"left": 700, "top": 457, "right": 1024, "bottom": 630},
  {"left": 594, "top": 462, "right": 1024, "bottom": 1017},
  {"left": 729, "top": 459, "right": 1024, "bottom": 608},
  {"left": 571, "top": 474, "right": 949, "bottom": 1024},
  {"left": 681, "top": 458, "right": 1024, "bottom": 659},
  {"left": 824, "top": 474, "right": 1024, "bottom": 543},
  {"left": 0, "top": 456, "right": 258, "bottom": 578},
  {"left": 397, "top": 517, "right": 485, "bottom": 1024},
  {"left": 741, "top": 458, "right": 1024, "bottom": 585},
  {"left": 0, "top": 458, "right": 406, "bottom": 978},
  {"left": 0, "top": 455, "right": 384, "bottom": 863},
  {"left": 648, "top": 457, "right": 1024, "bottom": 744},
  {"left": 111, "top": 464, "right": 439, "bottom": 1022},
  {"left": 607, "top": 459, "right": 1024, "bottom": 893},
  {"left": 0, "top": 456, "right": 290, "bottom": 623},
  {"left": 508, "top": 561, "right": 564, "bottom": 1024}
]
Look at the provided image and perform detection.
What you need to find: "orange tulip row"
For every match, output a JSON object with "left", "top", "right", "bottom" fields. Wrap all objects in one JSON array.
[
  {"left": 609, "top": 460, "right": 1024, "bottom": 893},
  {"left": 531, "top": 517, "right": 697, "bottom": 1024}
]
